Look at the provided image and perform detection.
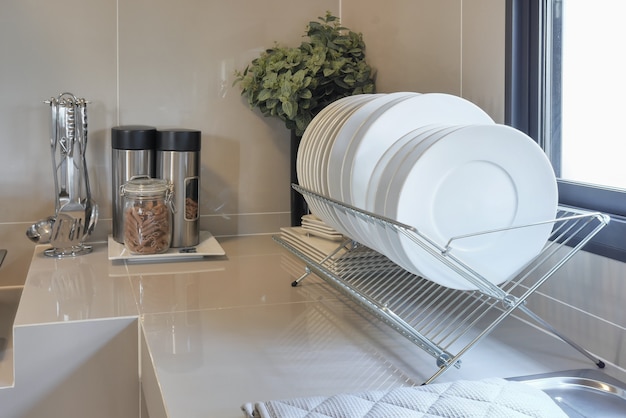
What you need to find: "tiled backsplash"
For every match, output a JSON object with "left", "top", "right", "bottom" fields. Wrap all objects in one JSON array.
[
  {"left": 0, "top": 0, "right": 503, "bottom": 280},
  {"left": 0, "top": 0, "right": 623, "bottom": 376}
]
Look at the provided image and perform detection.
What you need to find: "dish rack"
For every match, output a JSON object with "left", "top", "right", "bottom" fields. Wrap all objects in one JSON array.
[{"left": 274, "top": 184, "right": 611, "bottom": 384}]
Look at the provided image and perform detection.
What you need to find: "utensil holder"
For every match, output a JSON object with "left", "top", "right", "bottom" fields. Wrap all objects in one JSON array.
[{"left": 44, "top": 92, "right": 98, "bottom": 257}]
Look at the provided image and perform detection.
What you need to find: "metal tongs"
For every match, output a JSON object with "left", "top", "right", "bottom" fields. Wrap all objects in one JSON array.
[{"left": 26, "top": 93, "right": 98, "bottom": 257}]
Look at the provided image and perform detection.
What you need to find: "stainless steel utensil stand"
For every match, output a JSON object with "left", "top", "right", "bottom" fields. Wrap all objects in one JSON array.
[
  {"left": 275, "top": 184, "right": 610, "bottom": 384},
  {"left": 44, "top": 92, "right": 98, "bottom": 257}
]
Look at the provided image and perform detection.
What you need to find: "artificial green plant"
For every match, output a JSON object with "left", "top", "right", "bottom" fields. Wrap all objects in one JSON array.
[{"left": 234, "top": 12, "right": 376, "bottom": 136}]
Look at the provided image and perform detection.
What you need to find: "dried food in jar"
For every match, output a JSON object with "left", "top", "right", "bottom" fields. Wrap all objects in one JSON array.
[
  {"left": 124, "top": 199, "right": 171, "bottom": 254},
  {"left": 121, "top": 177, "right": 172, "bottom": 255},
  {"left": 185, "top": 196, "right": 199, "bottom": 220}
]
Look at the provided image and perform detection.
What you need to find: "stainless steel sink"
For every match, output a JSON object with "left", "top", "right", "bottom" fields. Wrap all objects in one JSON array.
[{"left": 510, "top": 369, "right": 626, "bottom": 417}]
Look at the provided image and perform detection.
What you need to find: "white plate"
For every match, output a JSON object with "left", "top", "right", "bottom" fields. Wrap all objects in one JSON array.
[
  {"left": 108, "top": 230, "right": 225, "bottom": 262},
  {"left": 328, "top": 92, "right": 418, "bottom": 202},
  {"left": 347, "top": 93, "right": 495, "bottom": 210},
  {"left": 280, "top": 226, "right": 347, "bottom": 262},
  {"left": 300, "top": 226, "right": 344, "bottom": 241},
  {"left": 366, "top": 124, "right": 453, "bottom": 211},
  {"left": 302, "top": 95, "right": 380, "bottom": 229},
  {"left": 389, "top": 124, "right": 557, "bottom": 290},
  {"left": 297, "top": 99, "right": 340, "bottom": 191},
  {"left": 328, "top": 92, "right": 420, "bottom": 243},
  {"left": 298, "top": 94, "right": 365, "bottom": 191},
  {"left": 309, "top": 107, "right": 341, "bottom": 194},
  {"left": 304, "top": 93, "right": 387, "bottom": 234},
  {"left": 313, "top": 95, "right": 382, "bottom": 233},
  {"left": 317, "top": 95, "right": 379, "bottom": 196},
  {"left": 369, "top": 125, "right": 465, "bottom": 267},
  {"left": 297, "top": 96, "right": 356, "bottom": 223}
]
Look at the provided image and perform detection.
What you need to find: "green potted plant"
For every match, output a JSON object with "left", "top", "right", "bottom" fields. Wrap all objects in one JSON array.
[
  {"left": 234, "top": 12, "right": 376, "bottom": 225},
  {"left": 234, "top": 12, "right": 376, "bottom": 136}
]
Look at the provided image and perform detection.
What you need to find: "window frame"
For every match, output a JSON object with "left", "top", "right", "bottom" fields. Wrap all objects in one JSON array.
[{"left": 505, "top": 0, "right": 626, "bottom": 262}]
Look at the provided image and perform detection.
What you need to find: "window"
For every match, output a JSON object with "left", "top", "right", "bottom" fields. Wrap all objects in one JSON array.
[
  {"left": 560, "top": 1, "right": 626, "bottom": 189},
  {"left": 506, "top": 0, "right": 626, "bottom": 261}
]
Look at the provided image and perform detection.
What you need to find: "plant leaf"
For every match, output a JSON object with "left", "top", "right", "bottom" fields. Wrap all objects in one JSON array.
[
  {"left": 282, "top": 101, "right": 296, "bottom": 119},
  {"left": 257, "top": 89, "right": 273, "bottom": 101}
]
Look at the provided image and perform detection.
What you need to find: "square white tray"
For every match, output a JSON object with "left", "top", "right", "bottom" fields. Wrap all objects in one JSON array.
[{"left": 108, "top": 230, "right": 225, "bottom": 262}]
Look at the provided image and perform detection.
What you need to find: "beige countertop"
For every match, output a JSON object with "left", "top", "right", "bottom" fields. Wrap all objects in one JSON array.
[{"left": 6, "top": 234, "right": 618, "bottom": 418}]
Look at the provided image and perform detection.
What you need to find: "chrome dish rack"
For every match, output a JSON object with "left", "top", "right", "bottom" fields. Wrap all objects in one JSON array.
[{"left": 274, "top": 184, "right": 611, "bottom": 384}]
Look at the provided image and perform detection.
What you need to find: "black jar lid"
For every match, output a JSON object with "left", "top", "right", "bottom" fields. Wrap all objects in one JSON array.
[
  {"left": 156, "top": 129, "right": 201, "bottom": 152},
  {"left": 112, "top": 125, "right": 157, "bottom": 150}
]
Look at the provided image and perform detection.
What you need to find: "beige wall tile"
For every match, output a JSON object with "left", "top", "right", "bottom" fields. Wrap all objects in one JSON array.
[
  {"left": 0, "top": 0, "right": 117, "bottom": 224},
  {"left": 461, "top": 0, "right": 506, "bottom": 122},
  {"left": 342, "top": 0, "right": 463, "bottom": 95},
  {"left": 0, "top": 1, "right": 624, "bottom": 374}
]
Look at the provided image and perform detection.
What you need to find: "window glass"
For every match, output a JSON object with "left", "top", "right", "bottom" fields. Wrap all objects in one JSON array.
[
  {"left": 559, "top": 0, "right": 626, "bottom": 190},
  {"left": 507, "top": 0, "right": 626, "bottom": 261}
]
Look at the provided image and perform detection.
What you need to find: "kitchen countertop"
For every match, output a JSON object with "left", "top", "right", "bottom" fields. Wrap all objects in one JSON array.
[{"left": 11, "top": 234, "right": 624, "bottom": 417}]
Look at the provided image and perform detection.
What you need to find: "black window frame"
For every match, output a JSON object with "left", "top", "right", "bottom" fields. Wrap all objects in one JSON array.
[{"left": 506, "top": 0, "right": 626, "bottom": 262}]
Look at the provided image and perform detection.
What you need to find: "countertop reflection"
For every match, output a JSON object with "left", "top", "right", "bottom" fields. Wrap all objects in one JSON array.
[{"left": 14, "top": 235, "right": 618, "bottom": 418}]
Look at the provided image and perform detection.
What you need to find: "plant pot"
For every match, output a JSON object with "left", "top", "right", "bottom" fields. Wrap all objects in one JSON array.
[{"left": 290, "top": 130, "right": 308, "bottom": 226}]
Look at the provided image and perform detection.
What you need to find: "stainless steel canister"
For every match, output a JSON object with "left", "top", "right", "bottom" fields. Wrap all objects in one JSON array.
[
  {"left": 156, "top": 129, "right": 201, "bottom": 248},
  {"left": 111, "top": 125, "right": 157, "bottom": 243}
]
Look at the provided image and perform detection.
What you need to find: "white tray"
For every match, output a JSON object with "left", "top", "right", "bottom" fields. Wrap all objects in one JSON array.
[{"left": 108, "top": 230, "right": 225, "bottom": 263}]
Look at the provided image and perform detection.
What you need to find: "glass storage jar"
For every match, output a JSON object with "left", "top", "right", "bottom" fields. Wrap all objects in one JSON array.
[{"left": 121, "top": 177, "right": 172, "bottom": 255}]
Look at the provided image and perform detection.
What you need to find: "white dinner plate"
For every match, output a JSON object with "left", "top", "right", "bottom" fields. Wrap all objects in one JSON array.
[
  {"left": 388, "top": 124, "right": 558, "bottom": 290},
  {"left": 298, "top": 94, "right": 380, "bottom": 231},
  {"left": 369, "top": 124, "right": 466, "bottom": 269},
  {"left": 298, "top": 95, "right": 363, "bottom": 215},
  {"left": 366, "top": 124, "right": 453, "bottom": 211},
  {"left": 317, "top": 94, "right": 379, "bottom": 196},
  {"left": 328, "top": 92, "right": 420, "bottom": 243},
  {"left": 298, "top": 94, "right": 368, "bottom": 191},
  {"left": 296, "top": 101, "right": 326, "bottom": 191},
  {"left": 346, "top": 93, "right": 495, "bottom": 210},
  {"left": 312, "top": 95, "right": 381, "bottom": 234},
  {"left": 328, "top": 92, "right": 419, "bottom": 202}
]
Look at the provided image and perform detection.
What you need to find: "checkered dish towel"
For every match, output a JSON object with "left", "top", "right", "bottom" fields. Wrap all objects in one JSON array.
[{"left": 241, "top": 377, "right": 567, "bottom": 418}]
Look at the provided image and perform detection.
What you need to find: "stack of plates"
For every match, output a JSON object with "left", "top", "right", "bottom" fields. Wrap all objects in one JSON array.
[
  {"left": 300, "top": 214, "right": 344, "bottom": 241},
  {"left": 296, "top": 92, "right": 558, "bottom": 290}
]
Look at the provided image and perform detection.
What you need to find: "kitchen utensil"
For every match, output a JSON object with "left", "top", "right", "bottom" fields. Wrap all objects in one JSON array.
[
  {"left": 49, "top": 213, "right": 80, "bottom": 250},
  {"left": 40, "top": 92, "right": 98, "bottom": 257},
  {"left": 26, "top": 216, "right": 55, "bottom": 244}
]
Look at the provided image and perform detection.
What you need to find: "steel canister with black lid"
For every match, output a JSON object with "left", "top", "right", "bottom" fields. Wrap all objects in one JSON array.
[
  {"left": 111, "top": 125, "right": 157, "bottom": 243},
  {"left": 156, "top": 129, "right": 201, "bottom": 247}
]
